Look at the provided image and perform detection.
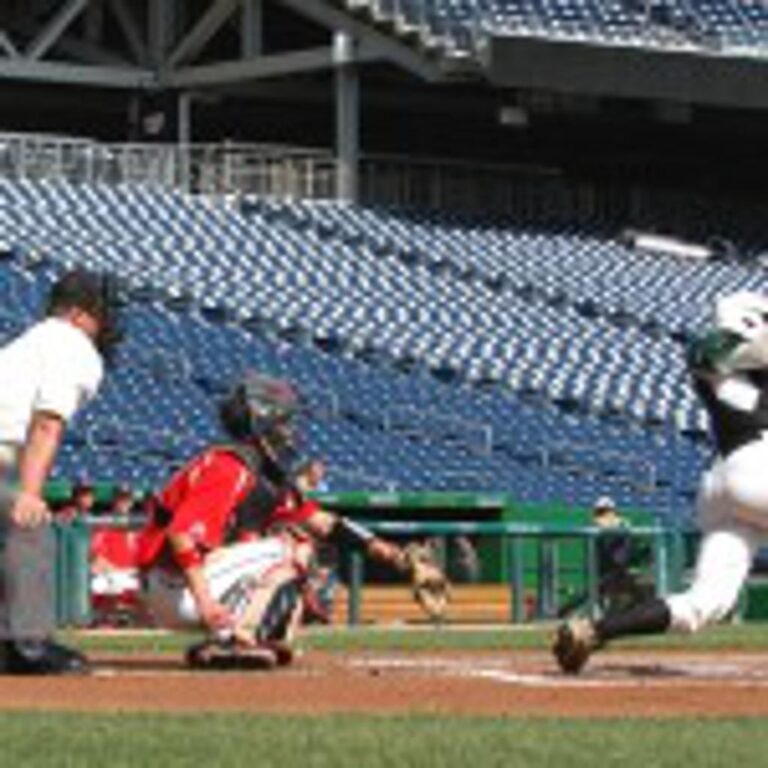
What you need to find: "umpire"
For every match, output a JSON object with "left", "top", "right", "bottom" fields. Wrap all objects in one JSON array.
[{"left": 0, "top": 269, "right": 122, "bottom": 674}]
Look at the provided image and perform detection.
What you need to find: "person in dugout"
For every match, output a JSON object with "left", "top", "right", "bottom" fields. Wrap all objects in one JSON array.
[
  {"left": 135, "top": 372, "right": 448, "bottom": 668},
  {"left": 90, "top": 483, "right": 142, "bottom": 625}
]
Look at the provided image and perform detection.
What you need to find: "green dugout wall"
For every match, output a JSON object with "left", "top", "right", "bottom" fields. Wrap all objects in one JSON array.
[
  {"left": 316, "top": 490, "right": 655, "bottom": 589},
  {"left": 42, "top": 485, "right": 703, "bottom": 626}
]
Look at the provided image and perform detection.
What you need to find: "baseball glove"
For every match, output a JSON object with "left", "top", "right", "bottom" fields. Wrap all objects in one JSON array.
[{"left": 399, "top": 542, "right": 450, "bottom": 621}]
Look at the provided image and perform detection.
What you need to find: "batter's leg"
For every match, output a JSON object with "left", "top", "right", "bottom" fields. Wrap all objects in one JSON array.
[{"left": 553, "top": 526, "right": 757, "bottom": 673}]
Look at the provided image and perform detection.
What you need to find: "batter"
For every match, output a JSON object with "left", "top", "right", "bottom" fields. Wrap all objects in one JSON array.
[{"left": 554, "top": 291, "right": 768, "bottom": 673}]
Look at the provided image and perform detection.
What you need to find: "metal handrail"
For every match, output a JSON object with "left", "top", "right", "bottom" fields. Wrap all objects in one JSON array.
[
  {"left": 301, "top": 386, "right": 341, "bottom": 419},
  {"left": 540, "top": 440, "right": 658, "bottom": 490},
  {"left": 120, "top": 344, "right": 193, "bottom": 382},
  {"left": 84, "top": 417, "right": 191, "bottom": 459},
  {"left": 327, "top": 467, "right": 399, "bottom": 492},
  {"left": 383, "top": 404, "right": 493, "bottom": 455}
]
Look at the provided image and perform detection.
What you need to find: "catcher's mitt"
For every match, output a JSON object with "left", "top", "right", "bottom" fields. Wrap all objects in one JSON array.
[{"left": 398, "top": 543, "right": 450, "bottom": 621}]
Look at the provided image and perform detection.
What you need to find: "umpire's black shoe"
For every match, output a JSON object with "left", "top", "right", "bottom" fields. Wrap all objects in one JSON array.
[{"left": 0, "top": 639, "right": 90, "bottom": 675}]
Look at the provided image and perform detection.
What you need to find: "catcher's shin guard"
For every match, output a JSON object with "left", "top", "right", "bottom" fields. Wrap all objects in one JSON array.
[
  {"left": 257, "top": 579, "right": 302, "bottom": 644},
  {"left": 188, "top": 574, "right": 303, "bottom": 670},
  {"left": 552, "top": 618, "right": 601, "bottom": 675}
]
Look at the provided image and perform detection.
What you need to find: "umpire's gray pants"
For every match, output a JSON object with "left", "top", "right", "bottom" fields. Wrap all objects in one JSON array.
[{"left": 0, "top": 489, "right": 56, "bottom": 640}]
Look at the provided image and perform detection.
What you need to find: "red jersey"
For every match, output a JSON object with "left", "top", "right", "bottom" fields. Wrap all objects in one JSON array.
[
  {"left": 136, "top": 448, "right": 253, "bottom": 570},
  {"left": 91, "top": 527, "right": 139, "bottom": 569},
  {"left": 136, "top": 446, "right": 321, "bottom": 571}
]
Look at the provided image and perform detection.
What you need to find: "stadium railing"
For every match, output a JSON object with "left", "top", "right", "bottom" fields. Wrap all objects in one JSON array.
[
  {"left": 0, "top": 130, "right": 621, "bottom": 217},
  {"left": 0, "top": 132, "right": 338, "bottom": 197},
  {"left": 3, "top": 130, "right": 761, "bottom": 226},
  {"left": 383, "top": 405, "right": 494, "bottom": 455}
]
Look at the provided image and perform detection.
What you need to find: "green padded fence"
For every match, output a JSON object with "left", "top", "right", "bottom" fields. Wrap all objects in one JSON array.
[{"left": 53, "top": 521, "right": 93, "bottom": 627}]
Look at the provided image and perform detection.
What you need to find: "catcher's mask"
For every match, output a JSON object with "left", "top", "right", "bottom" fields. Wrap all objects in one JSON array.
[
  {"left": 46, "top": 268, "right": 125, "bottom": 361},
  {"left": 219, "top": 372, "right": 301, "bottom": 481}
]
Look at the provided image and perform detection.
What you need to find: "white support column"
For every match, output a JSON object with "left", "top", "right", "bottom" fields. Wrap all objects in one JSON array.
[
  {"left": 0, "top": 31, "right": 19, "bottom": 59},
  {"left": 25, "top": 0, "right": 88, "bottom": 61},
  {"left": 177, "top": 90, "right": 192, "bottom": 192},
  {"left": 108, "top": 0, "right": 148, "bottom": 65},
  {"left": 334, "top": 31, "right": 360, "bottom": 204},
  {"left": 148, "top": 0, "right": 175, "bottom": 68},
  {"left": 178, "top": 90, "right": 192, "bottom": 143},
  {"left": 241, "top": 0, "right": 263, "bottom": 58},
  {"left": 167, "top": 0, "right": 240, "bottom": 68},
  {"left": 85, "top": 0, "right": 105, "bottom": 43}
]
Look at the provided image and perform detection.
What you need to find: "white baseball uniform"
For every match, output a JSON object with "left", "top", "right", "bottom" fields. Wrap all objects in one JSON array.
[
  {"left": 0, "top": 315, "right": 103, "bottom": 640},
  {"left": 666, "top": 293, "right": 768, "bottom": 633}
]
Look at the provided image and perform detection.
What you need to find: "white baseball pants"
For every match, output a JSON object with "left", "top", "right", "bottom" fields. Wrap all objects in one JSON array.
[
  {"left": 144, "top": 538, "right": 295, "bottom": 629},
  {"left": 667, "top": 435, "right": 768, "bottom": 633}
]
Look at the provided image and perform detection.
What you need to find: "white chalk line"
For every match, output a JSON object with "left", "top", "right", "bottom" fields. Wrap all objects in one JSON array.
[{"left": 348, "top": 655, "right": 768, "bottom": 689}]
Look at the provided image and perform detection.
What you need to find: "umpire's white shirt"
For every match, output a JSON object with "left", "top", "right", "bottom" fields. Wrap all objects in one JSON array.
[{"left": 0, "top": 318, "right": 103, "bottom": 452}]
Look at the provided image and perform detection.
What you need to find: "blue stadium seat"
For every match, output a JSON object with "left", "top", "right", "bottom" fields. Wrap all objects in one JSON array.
[{"left": 0, "top": 179, "right": 724, "bottom": 518}]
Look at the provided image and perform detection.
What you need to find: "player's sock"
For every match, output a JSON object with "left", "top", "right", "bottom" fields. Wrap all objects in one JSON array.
[{"left": 595, "top": 598, "right": 672, "bottom": 642}]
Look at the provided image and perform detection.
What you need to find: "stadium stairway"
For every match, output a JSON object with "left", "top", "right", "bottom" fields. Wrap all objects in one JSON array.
[
  {"left": 324, "top": 0, "right": 765, "bottom": 69},
  {"left": 339, "top": 0, "right": 768, "bottom": 56},
  {"left": 324, "top": 0, "right": 482, "bottom": 73}
]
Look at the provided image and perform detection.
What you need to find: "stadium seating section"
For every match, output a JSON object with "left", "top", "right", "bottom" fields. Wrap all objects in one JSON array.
[
  {"left": 3, "top": 177, "right": 762, "bottom": 519},
  {"left": 342, "top": 0, "right": 768, "bottom": 56}
]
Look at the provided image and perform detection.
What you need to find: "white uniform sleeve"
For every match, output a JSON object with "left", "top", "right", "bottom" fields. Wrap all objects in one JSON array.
[
  {"left": 713, "top": 375, "right": 761, "bottom": 413},
  {"left": 33, "top": 332, "right": 103, "bottom": 422}
]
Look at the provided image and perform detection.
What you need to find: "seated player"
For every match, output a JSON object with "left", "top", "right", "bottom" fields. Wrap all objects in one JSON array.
[
  {"left": 91, "top": 484, "right": 142, "bottom": 626},
  {"left": 56, "top": 475, "right": 97, "bottom": 524},
  {"left": 135, "top": 372, "right": 448, "bottom": 668},
  {"left": 553, "top": 292, "right": 768, "bottom": 674}
]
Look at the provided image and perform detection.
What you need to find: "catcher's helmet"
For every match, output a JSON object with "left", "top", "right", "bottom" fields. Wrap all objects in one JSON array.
[
  {"left": 47, "top": 268, "right": 124, "bottom": 359},
  {"left": 219, "top": 372, "right": 300, "bottom": 446}
]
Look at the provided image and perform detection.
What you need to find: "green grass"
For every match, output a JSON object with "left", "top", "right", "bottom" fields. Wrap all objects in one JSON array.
[
  {"left": 0, "top": 713, "right": 765, "bottom": 768},
  {"left": 15, "top": 624, "right": 768, "bottom": 766},
  {"left": 64, "top": 621, "right": 768, "bottom": 656}
]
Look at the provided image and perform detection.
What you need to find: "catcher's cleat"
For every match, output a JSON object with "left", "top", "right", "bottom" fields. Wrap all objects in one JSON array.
[
  {"left": 552, "top": 618, "right": 601, "bottom": 675},
  {"left": 185, "top": 640, "right": 278, "bottom": 671},
  {"left": 266, "top": 641, "right": 296, "bottom": 667}
]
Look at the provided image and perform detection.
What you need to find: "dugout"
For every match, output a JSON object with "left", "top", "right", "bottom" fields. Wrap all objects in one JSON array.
[
  {"left": 315, "top": 491, "right": 657, "bottom": 603},
  {"left": 315, "top": 491, "right": 509, "bottom": 583},
  {"left": 38, "top": 483, "right": 673, "bottom": 627}
]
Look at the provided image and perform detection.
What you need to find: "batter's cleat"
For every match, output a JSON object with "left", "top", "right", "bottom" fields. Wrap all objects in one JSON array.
[
  {"left": 0, "top": 639, "right": 90, "bottom": 676},
  {"left": 552, "top": 618, "right": 601, "bottom": 675},
  {"left": 185, "top": 640, "right": 278, "bottom": 671}
]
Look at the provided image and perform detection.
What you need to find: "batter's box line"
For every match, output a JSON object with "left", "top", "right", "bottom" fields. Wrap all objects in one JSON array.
[{"left": 348, "top": 656, "right": 768, "bottom": 689}]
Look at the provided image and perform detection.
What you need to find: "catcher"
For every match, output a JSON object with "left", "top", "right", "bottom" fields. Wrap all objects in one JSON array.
[{"left": 135, "top": 372, "right": 448, "bottom": 669}]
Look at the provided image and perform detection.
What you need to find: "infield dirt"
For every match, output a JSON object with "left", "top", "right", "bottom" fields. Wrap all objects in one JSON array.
[{"left": 0, "top": 650, "right": 767, "bottom": 717}]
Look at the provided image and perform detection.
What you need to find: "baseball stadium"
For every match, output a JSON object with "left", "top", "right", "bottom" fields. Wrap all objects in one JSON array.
[{"left": 1, "top": 0, "right": 768, "bottom": 765}]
